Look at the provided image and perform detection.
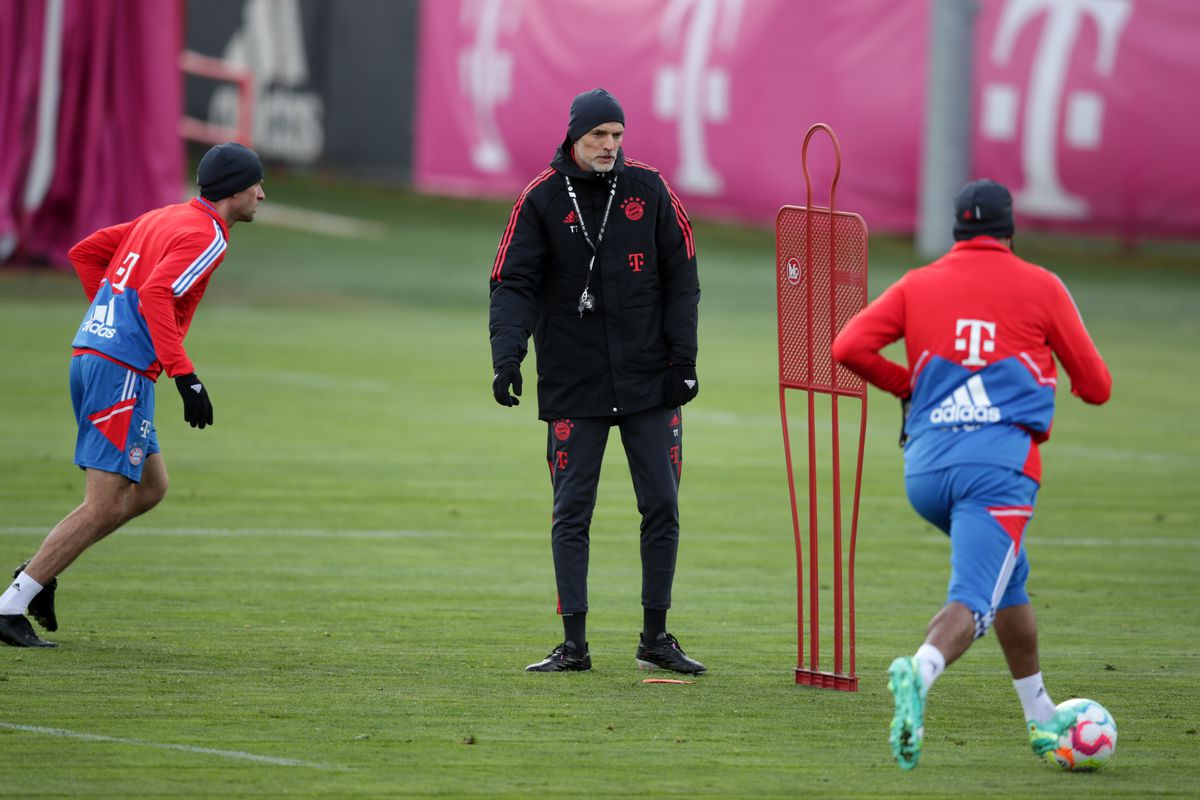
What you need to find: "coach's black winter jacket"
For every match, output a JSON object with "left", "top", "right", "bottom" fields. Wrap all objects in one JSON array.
[{"left": 488, "top": 145, "right": 700, "bottom": 420}]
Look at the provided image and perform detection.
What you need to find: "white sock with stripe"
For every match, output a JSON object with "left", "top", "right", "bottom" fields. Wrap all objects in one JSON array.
[
  {"left": 0, "top": 571, "right": 43, "bottom": 616},
  {"left": 914, "top": 643, "right": 946, "bottom": 695},
  {"left": 1013, "top": 672, "right": 1057, "bottom": 723}
]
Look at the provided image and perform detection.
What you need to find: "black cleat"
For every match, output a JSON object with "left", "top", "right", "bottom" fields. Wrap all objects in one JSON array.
[
  {"left": 636, "top": 632, "right": 706, "bottom": 674},
  {"left": 525, "top": 641, "right": 592, "bottom": 672},
  {"left": 14, "top": 560, "right": 57, "bottom": 632},
  {"left": 0, "top": 614, "right": 57, "bottom": 647}
]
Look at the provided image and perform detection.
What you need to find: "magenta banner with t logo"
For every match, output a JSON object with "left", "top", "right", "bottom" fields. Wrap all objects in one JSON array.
[
  {"left": 414, "top": 0, "right": 1198, "bottom": 239},
  {"left": 972, "top": 0, "right": 1195, "bottom": 238}
]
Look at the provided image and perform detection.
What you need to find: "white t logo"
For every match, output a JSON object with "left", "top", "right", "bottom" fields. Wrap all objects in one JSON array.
[
  {"left": 980, "top": 0, "right": 1132, "bottom": 218},
  {"left": 653, "top": 0, "right": 743, "bottom": 195},
  {"left": 955, "top": 319, "right": 997, "bottom": 366},
  {"left": 111, "top": 251, "right": 140, "bottom": 293},
  {"left": 459, "top": 0, "right": 522, "bottom": 173}
]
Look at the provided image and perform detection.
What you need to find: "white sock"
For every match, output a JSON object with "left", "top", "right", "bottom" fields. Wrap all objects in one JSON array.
[
  {"left": 1013, "top": 672, "right": 1057, "bottom": 723},
  {"left": 0, "top": 571, "right": 43, "bottom": 616},
  {"left": 914, "top": 643, "right": 946, "bottom": 694}
]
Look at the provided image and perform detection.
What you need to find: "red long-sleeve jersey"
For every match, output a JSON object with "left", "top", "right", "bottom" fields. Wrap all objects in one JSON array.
[
  {"left": 832, "top": 237, "right": 1111, "bottom": 481},
  {"left": 69, "top": 198, "right": 230, "bottom": 379}
]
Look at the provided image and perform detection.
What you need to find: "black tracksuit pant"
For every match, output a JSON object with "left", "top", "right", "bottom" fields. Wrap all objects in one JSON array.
[{"left": 546, "top": 406, "right": 683, "bottom": 615}]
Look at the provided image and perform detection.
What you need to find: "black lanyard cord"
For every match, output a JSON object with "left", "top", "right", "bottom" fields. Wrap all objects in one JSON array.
[
  {"left": 563, "top": 174, "right": 618, "bottom": 254},
  {"left": 564, "top": 174, "right": 618, "bottom": 317}
]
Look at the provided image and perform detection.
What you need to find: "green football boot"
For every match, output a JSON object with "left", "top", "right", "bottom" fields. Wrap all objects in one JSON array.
[
  {"left": 887, "top": 656, "right": 926, "bottom": 770},
  {"left": 1028, "top": 708, "right": 1078, "bottom": 759}
]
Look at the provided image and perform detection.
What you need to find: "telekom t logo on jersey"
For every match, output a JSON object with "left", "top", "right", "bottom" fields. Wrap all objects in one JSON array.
[
  {"left": 955, "top": 319, "right": 997, "bottom": 366},
  {"left": 111, "top": 251, "right": 139, "bottom": 293}
]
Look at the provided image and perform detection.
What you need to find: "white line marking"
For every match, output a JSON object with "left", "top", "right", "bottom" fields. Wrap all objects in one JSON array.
[
  {"left": 207, "top": 366, "right": 389, "bottom": 393},
  {"left": 0, "top": 526, "right": 458, "bottom": 539},
  {"left": 179, "top": 184, "right": 388, "bottom": 240},
  {"left": 912, "top": 536, "right": 1197, "bottom": 548},
  {"left": 1049, "top": 444, "right": 1198, "bottom": 467},
  {"left": 0, "top": 722, "right": 340, "bottom": 769},
  {"left": 1, "top": 527, "right": 1194, "bottom": 548},
  {"left": 1026, "top": 537, "right": 1198, "bottom": 548},
  {"left": 255, "top": 203, "right": 387, "bottom": 240}
]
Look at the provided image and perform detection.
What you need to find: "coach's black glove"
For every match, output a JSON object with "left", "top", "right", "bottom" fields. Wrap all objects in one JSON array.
[
  {"left": 492, "top": 363, "right": 522, "bottom": 407},
  {"left": 175, "top": 373, "right": 213, "bottom": 429},
  {"left": 663, "top": 364, "right": 699, "bottom": 408},
  {"left": 899, "top": 396, "right": 911, "bottom": 448}
]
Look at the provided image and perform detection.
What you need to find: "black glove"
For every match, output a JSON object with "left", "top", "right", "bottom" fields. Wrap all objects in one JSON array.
[
  {"left": 899, "top": 397, "right": 911, "bottom": 448},
  {"left": 174, "top": 373, "right": 213, "bottom": 429},
  {"left": 492, "top": 363, "right": 522, "bottom": 407},
  {"left": 663, "top": 364, "right": 699, "bottom": 408}
]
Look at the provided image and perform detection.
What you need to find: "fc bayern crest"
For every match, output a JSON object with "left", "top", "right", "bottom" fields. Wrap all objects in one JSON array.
[
  {"left": 622, "top": 197, "right": 645, "bottom": 221},
  {"left": 128, "top": 446, "right": 145, "bottom": 466},
  {"left": 553, "top": 420, "right": 572, "bottom": 441}
]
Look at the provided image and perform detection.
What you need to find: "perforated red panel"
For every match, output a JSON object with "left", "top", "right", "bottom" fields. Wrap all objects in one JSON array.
[{"left": 776, "top": 206, "right": 868, "bottom": 396}]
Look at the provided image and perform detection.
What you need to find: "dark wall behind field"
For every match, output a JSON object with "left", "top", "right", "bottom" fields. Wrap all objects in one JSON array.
[{"left": 185, "top": 0, "right": 418, "bottom": 181}]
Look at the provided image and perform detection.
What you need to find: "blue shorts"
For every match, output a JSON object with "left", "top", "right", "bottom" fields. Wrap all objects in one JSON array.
[
  {"left": 70, "top": 354, "right": 159, "bottom": 483},
  {"left": 905, "top": 465, "right": 1039, "bottom": 638}
]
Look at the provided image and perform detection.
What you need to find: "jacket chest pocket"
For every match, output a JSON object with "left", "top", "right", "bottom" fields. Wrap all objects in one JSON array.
[
  {"left": 543, "top": 231, "right": 593, "bottom": 309},
  {"left": 603, "top": 245, "right": 660, "bottom": 306}
]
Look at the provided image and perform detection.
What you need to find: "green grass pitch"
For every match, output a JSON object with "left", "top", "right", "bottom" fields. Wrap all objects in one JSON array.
[{"left": 1, "top": 174, "right": 1197, "bottom": 798}]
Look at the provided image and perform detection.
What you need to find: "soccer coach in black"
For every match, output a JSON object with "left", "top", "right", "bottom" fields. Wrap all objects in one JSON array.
[{"left": 489, "top": 88, "right": 705, "bottom": 674}]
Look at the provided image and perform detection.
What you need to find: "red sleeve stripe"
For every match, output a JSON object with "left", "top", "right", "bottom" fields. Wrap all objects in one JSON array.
[
  {"left": 491, "top": 168, "right": 555, "bottom": 281},
  {"left": 624, "top": 157, "right": 659, "bottom": 173},
  {"left": 663, "top": 179, "right": 695, "bottom": 259}
]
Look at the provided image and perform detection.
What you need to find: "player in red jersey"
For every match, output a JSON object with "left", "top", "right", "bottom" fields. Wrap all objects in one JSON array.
[
  {"left": 0, "top": 143, "right": 265, "bottom": 648},
  {"left": 832, "top": 179, "right": 1111, "bottom": 769}
]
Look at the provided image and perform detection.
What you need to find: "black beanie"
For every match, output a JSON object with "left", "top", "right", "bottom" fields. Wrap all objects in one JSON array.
[
  {"left": 567, "top": 88, "right": 625, "bottom": 142},
  {"left": 197, "top": 142, "right": 263, "bottom": 201},
  {"left": 953, "top": 179, "right": 1014, "bottom": 241}
]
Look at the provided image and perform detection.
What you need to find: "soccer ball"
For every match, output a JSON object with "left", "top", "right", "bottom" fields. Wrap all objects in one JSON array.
[{"left": 1047, "top": 698, "right": 1117, "bottom": 771}]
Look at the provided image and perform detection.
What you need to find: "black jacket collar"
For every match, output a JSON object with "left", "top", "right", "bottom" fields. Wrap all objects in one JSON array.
[{"left": 551, "top": 141, "right": 626, "bottom": 180}]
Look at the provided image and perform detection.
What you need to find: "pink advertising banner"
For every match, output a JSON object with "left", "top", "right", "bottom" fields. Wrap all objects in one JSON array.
[{"left": 415, "top": 0, "right": 1199, "bottom": 239}]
